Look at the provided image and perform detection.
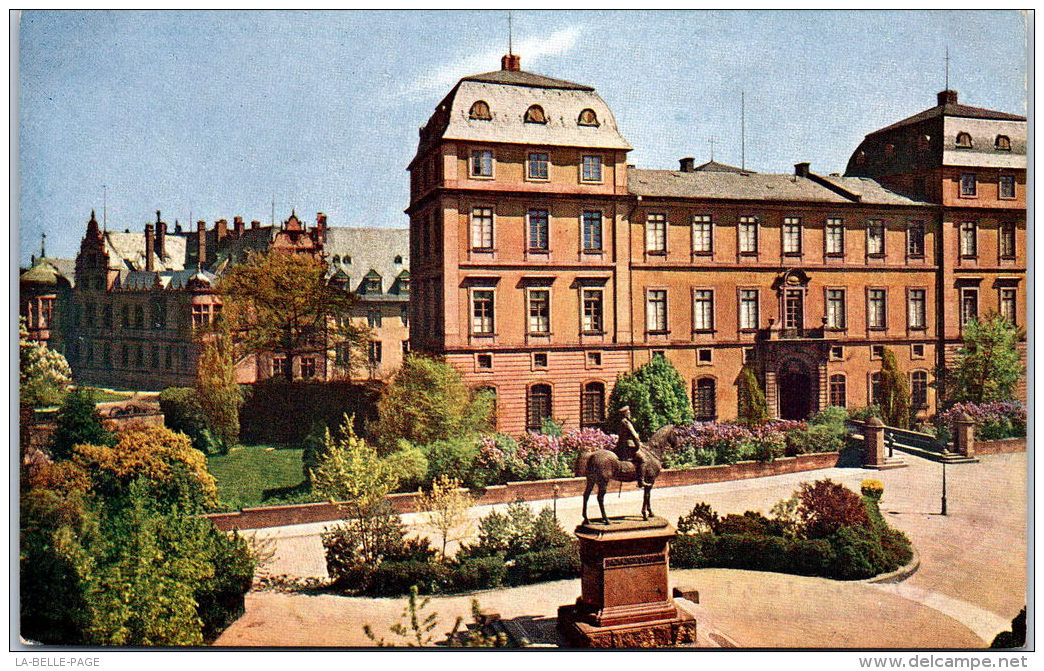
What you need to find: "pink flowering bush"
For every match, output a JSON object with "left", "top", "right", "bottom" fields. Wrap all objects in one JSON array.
[
  {"left": 668, "top": 419, "right": 814, "bottom": 467},
  {"left": 472, "top": 428, "right": 618, "bottom": 485},
  {"left": 559, "top": 427, "right": 617, "bottom": 455},
  {"left": 936, "top": 402, "right": 1026, "bottom": 441}
]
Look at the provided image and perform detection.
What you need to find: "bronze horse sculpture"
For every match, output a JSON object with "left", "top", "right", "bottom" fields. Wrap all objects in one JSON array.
[{"left": 575, "top": 424, "right": 681, "bottom": 524}]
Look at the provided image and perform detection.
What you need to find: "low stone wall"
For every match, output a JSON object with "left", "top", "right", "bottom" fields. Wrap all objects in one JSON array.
[
  {"left": 975, "top": 437, "right": 1026, "bottom": 455},
  {"left": 204, "top": 451, "right": 840, "bottom": 532}
]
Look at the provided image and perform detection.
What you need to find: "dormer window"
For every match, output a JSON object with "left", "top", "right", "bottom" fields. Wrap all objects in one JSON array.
[
  {"left": 524, "top": 105, "right": 547, "bottom": 124},
  {"left": 884, "top": 143, "right": 895, "bottom": 157},
  {"left": 365, "top": 274, "right": 382, "bottom": 294},
  {"left": 394, "top": 255, "right": 403, "bottom": 264},
  {"left": 855, "top": 151, "right": 866, "bottom": 165},
  {"left": 917, "top": 134, "right": 931, "bottom": 152},
  {"left": 578, "top": 108, "right": 599, "bottom": 126},
  {"left": 332, "top": 255, "right": 340, "bottom": 264},
  {"left": 995, "top": 135, "right": 1011, "bottom": 151},
  {"left": 955, "top": 132, "right": 973, "bottom": 148},
  {"left": 344, "top": 255, "right": 352, "bottom": 265},
  {"left": 469, "top": 100, "right": 491, "bottom": 120}
]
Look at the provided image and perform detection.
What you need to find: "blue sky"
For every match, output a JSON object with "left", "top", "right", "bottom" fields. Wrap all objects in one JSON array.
[{"left": 17, "top": 10, "right": 1028, "bottom": 264}]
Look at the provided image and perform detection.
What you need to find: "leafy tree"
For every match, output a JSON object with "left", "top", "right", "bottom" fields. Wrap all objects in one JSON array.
[
  {"left": 607, "top": 354, "right": 693, "bottom": 439},
  {"left": 372, "top": 355, "right": 494, "bottom": 451},
  {"left": 736, "top": 365, "right": 769, "bottom": 426},
  {"left": 195, "top": 328, "right": 243, "bottom": 452},
  {"left": 420, "top": 475, "right": 475, "bottom": 561},
  {"left": 944, "top": 313, "right": 1024, "bottom": 404},
  {"left": 19, "top": 317, "right": 72, "bottom": 408},
  {"left": 878, "top": 348, "right": 911, "bottom": 428},
  {"left": 311, "top": 414, "right": 399, "bottom": 512},
  {"left": 158, "top": 387, "right": 217, "bottom": 454},
  {"left": 300, "top": 420, "right": 328, "bottom": 484},
  {"left": 52, "top": 388, "right": 116, "bottom": 460},
  {"left": 219, "top": 250, "right": 365, "bottom": 382},
  {"left": 796, "top": 479, "right": 870, "bottom": 540}
]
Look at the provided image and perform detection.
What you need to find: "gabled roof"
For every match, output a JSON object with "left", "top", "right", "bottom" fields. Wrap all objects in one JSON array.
[
  {"left": 871, "top": 99, "right": 1026, "bottom": 136},
  {"left": 693, "top": 160, "right": 751, "bottom": 174}
]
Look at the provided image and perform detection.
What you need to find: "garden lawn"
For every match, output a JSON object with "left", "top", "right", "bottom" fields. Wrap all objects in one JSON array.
[
  {"left": 207, "top": 445, "right": 308, "bottom": 509},
  {"left": 81, "top": 387, "right": 135, "bottom": 403}
]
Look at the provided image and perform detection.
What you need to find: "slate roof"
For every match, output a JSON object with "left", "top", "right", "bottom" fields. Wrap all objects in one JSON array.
[
  {"left": 462, "top": 69, "right": 594, "bottom": 91},
  {"left": 102, "top": 231, "right": 187, "bottom": 272},
  {"left": 114, "top": 268, "right": 216, "bottom": 292},
  {"left": 628, "top": 168, "right": 928, "bottom": 206},
  {"left": 20, "top": 257, "right": 76, "bottom": 287},
  {"left": 693, "top": 160, "right": 751, "bottom": 174},
  {"left": 871, "top": 100, "right": 1026, "bottom": 135},
  {"left": 323, "top": 227, "right": 410, "bottom": 296}
]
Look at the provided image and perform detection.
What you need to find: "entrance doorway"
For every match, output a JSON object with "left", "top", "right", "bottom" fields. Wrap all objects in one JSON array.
[{"left": 778, "top": 361, "right": 814, "bottom": 420}]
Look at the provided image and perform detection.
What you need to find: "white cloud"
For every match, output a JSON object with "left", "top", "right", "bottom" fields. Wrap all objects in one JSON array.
[{"left": 390, "top": 25, "right": 584, "bottom": 100}]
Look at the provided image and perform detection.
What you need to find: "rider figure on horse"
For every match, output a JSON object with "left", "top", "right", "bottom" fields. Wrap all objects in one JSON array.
[{"left": 614, "top": 406, "right": 651, "bottom": 488}]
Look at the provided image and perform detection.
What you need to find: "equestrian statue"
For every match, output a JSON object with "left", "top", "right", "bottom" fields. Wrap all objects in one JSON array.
[{"left": 574, "top": 406, "right": 680, "bottom": 524}]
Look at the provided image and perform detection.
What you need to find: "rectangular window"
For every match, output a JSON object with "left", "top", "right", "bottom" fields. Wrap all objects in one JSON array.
[
  {"left": 527, "top": 152, "right": 549, "bottom": 180},
  {"left": 870, "top": 373, "right": 883, "bottom": 406},
  {"left": 911, "top": 372, "right": 929, "bottom": 409},
  {"left": 472, "top": 289, "right": 495, "bottom": 334},
  {"left": 999, "top": 174, "right": 1016, "bottom": 199},
  {"left": 646, "top": 290, "right": 667, "bottom": 333},
  {"left": 191, "top": 304, "right": 211, "bottom": 328},
  {"left": 867, "top": 220, "right": 885, "bottom": 256},
  {"left": 692, "top": 215, "right": 712, "bottom": 254},
  {"left": 471, "top": 207, "right": 494, "bottom": 250},
  {"left": 582, "top": 211, "right": 603, "bottom": 251},
  {"left": 1000, "top": 288, "right": 1017, "bottom": 324},
  {"left": 367, "top": 308, "right": 382, "bottom": 328},
  {"left": 868, "top": 289, "right": 886, "bottom": 329},
  {"left": 825, "top": 218, "right": 844, "bottom": 256},
  {"left": 335, "top": 342, "right": 351, "bottom": 366},
  {"left": 960, "top": 289, "right": 978, "bottom": 326},
  {"left": 301, "top": 357, "right": 316, "bottom": 379},
  {"left": 527, "top": 289, "right": 550, "bottom": 334},
  {"left": 582, "top": 289, "right": 604, "bottom": 334},
  {"left": 646, "top": 213, "right": 667, "bottom": 254},
  {"left": 960, "top": 222, "right": 977, "bottom": 257},
  {"left": 912, "top": 343, "right": 926, "bottom": 359},
  {"left": 907, "top": 222, "right": 926, "bottom": 257},
  {"left": 581, "top": 155, "right": 602, "bottom": 182},
  {"left": 532, "top": 352, "right": 548, "bottom": 368},
  {"left": 826, "top": 289, "right": 846, "bottom": 329},
  {"left": 476, "top": 353, "right": 493, "bottom": 370},
  {"left": 368, "top": 341, "right": 383, "bottom": 364},
  {"left": 829, "top": 375, "right": 847, "bottom": 408},
  {"left": 908, "top": 289, "right": 926, "bottom": 330},
  {"left": 738, "top": 217, "right": 758, "bottom": 254},
  {"left": 693, "top": 290, "right": 713, "bottom": 331},
  {"left": 697, "top": 348, "right": 712, "bottom": 364},
  {"left": 960, "top": 173, "right": 977, "bottom": 197},
  {"left": 999, "top": 223, "right": 1016, "bottom": 258},
  {"left": 783, "top": 289, "right": 804, "bottom": 330},
  {"left": 271, "top": 356, "right": 288, "bottom": 378},
  {"left": 739, "top": 289, "right": 759, "bottom": 330},
  {"left": 528, "top": 209, "right": 550, "bottom": 251},
  {"left": 471, "top": 149, "right": 493, "bottom": 178},
  {"left": 783, "top": 217, "right": 802, "bottom": 255},
  {"left": 830, "top": 345, "right": 844, "bottom": 361}
]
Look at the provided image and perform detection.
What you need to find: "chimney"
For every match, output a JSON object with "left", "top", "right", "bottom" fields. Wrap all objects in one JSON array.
[
  {"left": 155, "top": 210, "right": 166, "bottom": 260},
  {"left": 215, "top": 218, "right": 228, "bottom": 243},
  {"left": 145, "top": 222, "right": 155, "bottom": 272},
  {"left": 233, "top": 216, "right": 244, "bottom": 237},
  {"left": 679, "top": 157, "right": 696, "bottom": 173},
  {"left": 316, "top": 212, "right": 328, "bottom": 245},
  {"left": 251, "top": 220, "right": 260, "bottom": 230},
  {"left": 937, "top": 90, "right": 958, "bottom": 106},
  {"left": 196, "top": 220, "right": 207, "bottom": 268},
  {"left": 794, "top": 162, "right": 811, "bottom": 178},
  {"left": 501, "top": 53, "right": 521, "bottom": 71}
]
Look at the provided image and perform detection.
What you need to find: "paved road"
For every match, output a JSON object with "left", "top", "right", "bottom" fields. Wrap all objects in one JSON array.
[{"left": 217, "top": 452, "right": 1027, "bottom": 648}]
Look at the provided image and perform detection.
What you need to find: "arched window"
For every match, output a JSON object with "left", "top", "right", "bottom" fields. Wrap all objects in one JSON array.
[
  {"left": 344, "top": 255, "right": 352, "bottom": 264},
  {"left": 578, "top": 108, "right": 599, "bottom": 126},
  {"left": 394, "top": 255, "right": 403, "bottom": 264},
  {"left": 911, "top": 371, "right": 929, "bottom": 409},
  {"left": 693, "top": 378, "right": 716, "bottom": 421},
  {"left": 524, "top": 105, "right": 547, "bottom": 124},
  {"left": 855, "top": 150, "right": 866, "bottom": 165},
  {"left": 995, "top": 135, "right": 1011, "bottom": 151},
  {"left": 527, "top": 383, "right": 553, "bottom": 430},
  {"left": 332, "top": 255, "right": 340, "bottom": 264},
  {"left": 917, "top": 134, "right": 931, "bottom": 152},
  {"left": 829, "top": 374, "right": 847, "bottom": 408},
  {"left": 884, "top": 143, "right": 895, "bottom": 157},
  {"left": 869, "top": 372, "right": 883, "bottom": 407},
  {"left": 580, "top": 382, "right": 606, "bottom": 427},
  {"left": 469, "top": 100, "right": 491, "bottom": 120},
  {"left": 955, "top": 132, "right": 973, "bottom": 148}
]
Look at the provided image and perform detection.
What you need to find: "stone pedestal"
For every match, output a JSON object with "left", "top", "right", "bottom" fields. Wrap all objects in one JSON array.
[
  {"left": 557, "top": 516, "right": 697, "bottom": 648},
  {"left": 954, "top": 411, "right": 977, "bottom": 457}
]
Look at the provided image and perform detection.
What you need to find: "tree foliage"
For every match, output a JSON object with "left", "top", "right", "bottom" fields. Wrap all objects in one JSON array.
[
  {"left": 195, "top": 329, "right": 243, "bottom": 451},
  {"left": 52, "top": 388, "right": 116, "bottom": 460},
  {"left": 218, "top": 250, "right": 364, "bottom": 381},
  {"left": 420, "top": 475, "right": 476, "bottom": 561},
  {"left": 737, "top": 365, "right": 769, "bottom": 426},
  {"left": 372, "top": 355, "right": 494, "bottom": 451},
  {"left": 878, "top": 347, "right": 911, "bottom": 428},
  {"left": 607, "top": 354, "right": 693, "bottom": 439},
  {"left": 310, "top": 414, "right": 399, "bottom": 511},
  {"left": 944, "top": 313, "right": 1024, "bottom": 404},
  {"left": 19, "top": 317, "right": 72, "bottom": 408}
]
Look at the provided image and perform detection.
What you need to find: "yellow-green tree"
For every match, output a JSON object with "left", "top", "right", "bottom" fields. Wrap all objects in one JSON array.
[
  {"left": 419, "top": 474, "right": 475, "bottom": 561},
  {"left": 879, "top": 348, "right": 911, "bottom": 429}
]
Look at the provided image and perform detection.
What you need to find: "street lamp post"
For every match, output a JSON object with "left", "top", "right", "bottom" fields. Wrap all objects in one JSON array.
[{"left": 941, "top": 460, "right": 948, "bottom": 516}]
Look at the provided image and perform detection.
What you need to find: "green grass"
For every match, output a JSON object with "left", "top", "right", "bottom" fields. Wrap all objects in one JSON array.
[
  {"left": 207, "top": 445, "right": 313, "bottom": 510},
  {"left": 81, "top": 387, "right": 135, "bottom": 403}
]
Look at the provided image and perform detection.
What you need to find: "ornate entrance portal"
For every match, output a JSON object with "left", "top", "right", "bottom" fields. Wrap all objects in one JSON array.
[{"left": 777, "top": 359, "right": 814, "bottom": 420}]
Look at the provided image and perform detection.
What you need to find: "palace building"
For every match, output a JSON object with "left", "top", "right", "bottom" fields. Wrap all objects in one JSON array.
[
  {"left": 50, "top": 210, "right": 410, "bottom": 390},
  {"left": 407, "top": 54, "right": 1026, "bottom": 434}
]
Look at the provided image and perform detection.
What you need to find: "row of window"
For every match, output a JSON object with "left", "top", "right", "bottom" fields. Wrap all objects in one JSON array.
[
  {"left": 76, "top": 340, "right": 190, "bottom": 372},
  {"left": 80, "top": 299, "right": 174, "bottom": 330},
  {"left": 468, "top": 100, "right": 600, "bottom": 128},
  {"left": 469, "top": 150, "right": 604, "bottom": 184},
  {"left": 470, "top": 206, "right": 605, "bottom": 252},
  {"left": 273, "top": 340, "right": 411, "bottom": 379},
  {"left": 828, "top": 371, "right": 931, "bottom": 410},
  {"left": 959, "top": 221, "right": 1017, "bottom": 258},
  {"left": 857, "top": 134, "right": 1013, "bottom": 163},
  {"left": 511, "top": 381, "right": 606, "bottom": 430},
  {"left": 959, "top": 173, "right": 1017, "bottom": 199},
  {"left": 25, "top": 297, "right": 55, "bottom": 330},
  {"left": 955, "top": 132, "right": 1012, "bottom": 151}
]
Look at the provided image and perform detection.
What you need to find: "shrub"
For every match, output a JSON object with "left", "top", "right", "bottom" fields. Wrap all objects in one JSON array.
[
  {"left": 516, "top": 432, "right": 576, "bottom": 480},
  {"left": 423, "top": 437, "right": 480, "bottom": 486},
  {"left": 300, "top": 420, "right": 328, "bottom": 484},
  {"left": 936, "top": 401, "right": 1026, "bottom": 441},
  {"left": 539, "top": 416, "right": 564, "bottom": 437},
  {"left": 384, "top": 442, "right": 429, "bottom": 492},
  {"left": 507, "top": 542, "right": 581, "bottom": 585},
  {"left": 446, "top": 556, "right": 508, "bottom": 592},
  {"left": 195, "top": 331, "right": 243, "bottom": 452},
  {"left": 944, "top": 313, "right": 1024, "bottom": 404},
  {"left": 828, "top": 526, "right": 887, "bottom": 579},
  {"left": 879, "top": 348, "right": 911, "bottom": 429},
  {"left": 847, "top": 406, "right": 882, "bottom": 423},
  {"left": 607, "top": 354, "right": 693, "bottom": 439},
  {"left": 459, "top": 501, "right": 566, "bottom": 561},
  {"left": 785, "top": 423, "right": 845, "bottom": 456},
  {"left": 715, "top": 511, "right": 785, "bottom": 537},
  {"left": 670, "top": 534, "right": 711, "bottom": 568},
  {"left": 52, "top": 388, "right": 116, "bottom": 460},
  {"left": 158, "top": 387, "right": 218, "bottom": 454},
  {"left": 472, "top": 434, "right": 525, "bottom": 487},
  {"left": 737, "top": 365, "right": 769, "bottom": 426},
  {"left": 677, "top": 501, "right": 718, "bottom": 535},
  {"left": 367, "top": 560, "right": 449, "bottom": 597},
  {"left": 811, "top": 406, "right": 849, "bottom": 431},
  {"left": 796, "top": 479, "right": 871, "bottom": 540},
  {"left": 990, "top": 608, "right": 1027, "bottom": 649}
]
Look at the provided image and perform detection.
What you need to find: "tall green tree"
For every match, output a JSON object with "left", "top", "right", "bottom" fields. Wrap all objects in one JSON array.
[
  {"left": 19, "top": 317, "right": 72, "bottom": 408},
  {"left": 195, "top": 327, "right": 243, "bottom": 452},
  {"left": 607, "top": 354, "right": 693, "bottom": 439},
  {"left": 944, "top": 313, "right": 1024, "bottom": 404},
  {"left": 371, "top": 355, "right": 494, "bottom": 451},
  {"left": 52, "top": 388, "right": 115, "bottom": 460},
  {"left": 736, "top": 365, "right": 769, "bottom": 426},
  {"left": 878, "top": 347, "right": 911, "bottom": 428},
  {"left": 218, "top": 250, "right": 364, "bottom": 382}
]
